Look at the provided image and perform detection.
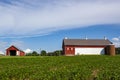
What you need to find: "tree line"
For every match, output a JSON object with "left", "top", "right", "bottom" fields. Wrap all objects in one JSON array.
[
  {"left": 26, "top": 50, "right": 63, "bottom": 56},
  {"left": 25, "top": 47, "right": 120, "bottom": 56},
  {"left": 115, "top": 47, "right": 120, "bottom": 54}
]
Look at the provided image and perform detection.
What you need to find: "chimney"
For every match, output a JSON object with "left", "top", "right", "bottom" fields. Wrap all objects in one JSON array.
[
  {"left": 104, "top": 36, "right": 107, "bottom": 40},
  {"left": 64, "top": 37, "right": 68, "bottom": 39},
  {"left": 85, "top": 36, "right": 88, "bottom": 40}
]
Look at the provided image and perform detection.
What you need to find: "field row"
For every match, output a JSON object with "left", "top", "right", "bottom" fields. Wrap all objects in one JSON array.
[{"left": 0, "top": 56, "right": 120, "bottom": 80}]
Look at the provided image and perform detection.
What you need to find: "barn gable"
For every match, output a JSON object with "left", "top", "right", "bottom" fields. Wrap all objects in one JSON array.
[{"left": 62, "top": 38, "right": 115, "bottom": 56}]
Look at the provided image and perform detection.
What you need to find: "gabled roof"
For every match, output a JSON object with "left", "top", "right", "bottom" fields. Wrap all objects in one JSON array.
[
  {"left": 6, "top": 45, "right": 24, "bottom": 52},
  {"left": 63, "top": 39, "right": 113, "bottom": 46}
]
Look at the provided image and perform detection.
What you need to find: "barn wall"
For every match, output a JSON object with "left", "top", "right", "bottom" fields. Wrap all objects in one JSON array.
[
  {"left": 64, "top": 46, "right": 75, "bottom": 56},
  {"left": 64, "top": 45, "right": 106, "bottom": 55},
  {"left": 6, "top": 50, "right": 9, "bottom": 56},
  {"left": 20, "top": 51, "right": 25, "bottom": 56},
  {"left": 75, "top": 47, "right": 105, "bottom": 55}
]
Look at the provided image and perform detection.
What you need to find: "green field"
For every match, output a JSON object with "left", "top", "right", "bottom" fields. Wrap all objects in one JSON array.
[{"left": 0, "top": 55, "right": 120, "bottom": 80}]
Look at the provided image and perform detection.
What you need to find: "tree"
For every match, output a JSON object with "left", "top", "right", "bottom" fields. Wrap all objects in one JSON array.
[
  {"left": 116, "top": 47, "right": 120, "bottom": 54},
  {"left": 32, "top": 51, "right": 39, "bottom": 56},
  {"left": 47, "top": 52, "right": 54, "bottom": 56},
  {"left": 53, "top": 50, "right": 62, "bottom": 56},
  {"left": 40, "top": 50, "right": 47, "bottom": 56},
  {"left": 26, "top": 53, "right": 32, "bottom": 56}
]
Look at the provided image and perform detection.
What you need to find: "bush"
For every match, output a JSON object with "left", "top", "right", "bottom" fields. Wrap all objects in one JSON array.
[
  {"left": 26, "top": 53, "right": 32, "bottom": 56},
  {"left": 26, "top": 51, "right": 39, "bottom": 56},
  {"left": 32, "top": 51, "right": 39, "bottom": 56},
  {"left": 53, "top": 50, "right": 62, "bottom": 56},
  {"left": 40, "top": 50, "right": 47, "bottom": 56}
]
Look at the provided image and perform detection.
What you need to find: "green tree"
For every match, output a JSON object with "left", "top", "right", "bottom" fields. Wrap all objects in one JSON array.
[
  {"left": 32, "top": 51, "right": 39, "bottom": 56},
  {"left": 26, "top": 53, "right": 32, "bottom": 56},
  {"left": 53, "top": 50, "right": 62, "bottom": 56},
  {"left": 116, "top": 47, "right": 120, "bottom": 54},
  {"left": 47, "top": 52, "right": 54, "bottom": 56},
  {"left": 41, "top": 50, "right": 47, "bottom": 56}
]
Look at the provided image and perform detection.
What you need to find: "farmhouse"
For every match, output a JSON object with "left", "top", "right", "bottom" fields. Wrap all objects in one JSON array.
[
  {"left": 62, "top": 38, "right": 115, "bottom": 56},
  {"left": 6, "top": 45, "right": 25, "bottom": 56}
]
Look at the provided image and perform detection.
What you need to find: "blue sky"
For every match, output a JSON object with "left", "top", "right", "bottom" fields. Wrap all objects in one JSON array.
[{"left": 0, "top": 0, "right": 120, "bottom": 53}]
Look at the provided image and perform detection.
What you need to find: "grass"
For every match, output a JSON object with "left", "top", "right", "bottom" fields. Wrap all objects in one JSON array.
[{"left": 0, "top": 55, "right": 120, "bottom": 80}]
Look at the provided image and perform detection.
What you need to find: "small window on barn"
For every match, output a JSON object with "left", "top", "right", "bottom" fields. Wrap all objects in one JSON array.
[
  {"left": 66, "top": 48, "right": 69, "bottom": 50},
  {"left": 71, "top": 48, "right": 73, "bottom": 50}
]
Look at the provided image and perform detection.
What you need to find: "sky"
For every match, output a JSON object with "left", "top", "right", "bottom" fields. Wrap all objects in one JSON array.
[{"left": 0, "top": 0, "right": 120, "bottom": 54}]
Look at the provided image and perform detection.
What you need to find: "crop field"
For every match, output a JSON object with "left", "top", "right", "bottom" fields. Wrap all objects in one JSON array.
[{"left": 0, "top": 55, "right": 120, "bottom": 80}]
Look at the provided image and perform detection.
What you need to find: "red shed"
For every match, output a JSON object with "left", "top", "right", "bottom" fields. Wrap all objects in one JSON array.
[{"left": 6, "top": 45, "right": 25, "bottom": 56}]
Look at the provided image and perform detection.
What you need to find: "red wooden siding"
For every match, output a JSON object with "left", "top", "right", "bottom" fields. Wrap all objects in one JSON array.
[
  {"left": 20, "top": 51, "right": 25, "bottom": 56},
  {"left": 64, "top": 46, "right": 75, "bottom": 55}
]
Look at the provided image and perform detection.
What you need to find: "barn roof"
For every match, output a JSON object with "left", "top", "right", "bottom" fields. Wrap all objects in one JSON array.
[
  {"left": 6, "top": 45, "right": 24, "bottom": 52},
  {"left": 63, "top": 39, "right": 113, "bottom": 46}
]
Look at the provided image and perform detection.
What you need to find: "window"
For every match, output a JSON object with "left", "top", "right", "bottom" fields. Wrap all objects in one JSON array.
[
  {"left": 66, "top": 48, "right": 69, "bottom": 50},
  {"left": 71, "top": 48, "right": 73, "bottom": 50}
]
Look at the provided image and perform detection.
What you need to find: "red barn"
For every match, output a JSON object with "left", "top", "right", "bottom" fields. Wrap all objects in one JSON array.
[
  {"left": 62, "top": 38, "right": 115, "bottom": 56},
  {"left": 6, "top": 45, "right": 25, "bottom": 56}
]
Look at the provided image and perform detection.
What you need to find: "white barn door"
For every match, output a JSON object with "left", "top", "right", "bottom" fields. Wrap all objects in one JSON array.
[{"left": 75, "top": 48, "right": 105, "bottom": 55}]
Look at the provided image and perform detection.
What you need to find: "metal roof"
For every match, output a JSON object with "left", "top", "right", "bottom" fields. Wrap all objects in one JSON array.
[{"left": 63, "top": 39, "right": 112, "bottom": 46}]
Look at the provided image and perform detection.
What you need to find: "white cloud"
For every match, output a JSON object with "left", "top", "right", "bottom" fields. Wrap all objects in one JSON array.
[
  {"left": 112, "top": 38, "right": 119, "bottom": 42},
  {"left": 112, "top": 37, "right": 120, "bottom": 47},
  {"left": 24, "top": 48, "right": 33, "bottom": 53},
  {"left": 0, "top": 0, "right": 120, "bottom": 38}
]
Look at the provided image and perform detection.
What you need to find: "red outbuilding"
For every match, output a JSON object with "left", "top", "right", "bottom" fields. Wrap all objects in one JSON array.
[{"left": 6, "top": 45, "right": 25, "bottom": 56}]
